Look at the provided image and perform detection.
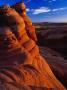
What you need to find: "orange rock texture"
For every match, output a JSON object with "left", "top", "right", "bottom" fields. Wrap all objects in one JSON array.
[
  {"left": 0, "top": 3, "right": 66, "bottom": 90},
  {"left": 12, "top": 2, "right": 37, "bottom": 42},
  {"left": 40, "top": 47, "right": 67, "bottom": 88}
]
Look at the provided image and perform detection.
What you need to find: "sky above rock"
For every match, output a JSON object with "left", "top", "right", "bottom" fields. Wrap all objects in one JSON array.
[{"left": 0, "top": 0, "right": 67, "bottom": 23}]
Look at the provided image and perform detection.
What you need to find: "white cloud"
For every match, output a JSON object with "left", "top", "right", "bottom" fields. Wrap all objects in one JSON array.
[
  {"left": 26, "top": 8, "right": 30, "bottom": 12},
  {"left": 32, "top": 7, "right": 51, "bottom": 14},
  {"left": 52, "top": 0, "right": 56, "bottom": 1},
  {"left": 26, "top": 6, "right": 67, "bottom": 15},
  {"left": 49, "top": 0, "right": 56, "bottom": 3},
  {"left": 52, "top": 7, "right": 67, "bottom": 11},
  {"left": 26, "top": 0, "right": 31, "bottom": 3},
  {"left": 52, "top": 8, "right": 59, "bottom": 11},
  {"left": 43, "top": 0, "right": 56, "bottom": 1}
]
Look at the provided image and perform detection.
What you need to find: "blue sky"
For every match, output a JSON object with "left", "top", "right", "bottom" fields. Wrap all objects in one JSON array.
[{"left": 0, "top": 0, "right": 67, "bottom": 22}]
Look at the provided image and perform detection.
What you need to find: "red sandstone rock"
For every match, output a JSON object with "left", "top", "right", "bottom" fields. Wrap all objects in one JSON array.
[
  {"left": 0, "top": 26, "right": 33, "bottom": 66},
  {"left": 12, "top": 2, "right": 37, "bottom": 41},
  {"left": 40, "top": 47, "right": 67, "bottom": 88},
  {"left": 0, "top": 4, "right": 38, "bottom": 58},
  {"left": 0, "top": 4, "right": 66, "bottom": 90}
]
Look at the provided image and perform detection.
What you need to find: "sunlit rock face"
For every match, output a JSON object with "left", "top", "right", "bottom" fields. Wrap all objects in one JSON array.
[
  {"left": 0, "top": 3, "right": 66, "bottom": 90},
  {"left": 12, "top": 2, "right": 37, "bottom": 42},
  {"left": 0, "top": 3, "right": 39, "bottom": 58},
  {"left": 0, "top": 26, "right": 33, "bottom": 67}
]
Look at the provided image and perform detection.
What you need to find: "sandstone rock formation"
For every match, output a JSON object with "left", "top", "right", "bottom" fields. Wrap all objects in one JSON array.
[
  {"left": 12, "top": 2, "right": 37, "bottom": 42},
  {"left": 0, "top": 2, "right": 66, "bottom": 90},
  {"left": 40, "top": 47, "right": 67, "bottom": 88},
  {"left": 0, "top": 4, "right": 38, "bottom": 58}
]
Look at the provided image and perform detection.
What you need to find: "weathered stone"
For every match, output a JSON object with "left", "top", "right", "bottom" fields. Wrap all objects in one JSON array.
[
  {"left": 12, "top": 2, "right": 37, "bottom": 41},
  {"left": 0, "top": 3, "right": 66, "bottom": 90},
  {"left": 40, "top": 47, "right": 67, "bottom": 88},
  {"left": 1, "top": 5, "right": 38, "bottom": 57}
]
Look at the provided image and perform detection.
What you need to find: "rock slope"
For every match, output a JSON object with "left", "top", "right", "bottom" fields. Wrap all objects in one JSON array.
[
  {"left": 40, "top": 47, "right": 67, "bottom": 88},
  {"left": 0, "top": 2, "right": 66, "bottom": 90}
]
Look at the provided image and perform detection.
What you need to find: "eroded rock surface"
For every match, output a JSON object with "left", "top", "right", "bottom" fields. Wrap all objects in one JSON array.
[
  {"left": 12, "top": 2, "right": 37, "bottom": 42},
  {"left": 0, "top": 2, "right": 66, "bottom": 90},
  {"left": 40, "top": 47, "right": 67, "bottom": 88}
]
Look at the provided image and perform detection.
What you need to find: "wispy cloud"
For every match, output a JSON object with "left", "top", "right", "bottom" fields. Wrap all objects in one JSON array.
[
  {"left": 26, "top": 8, "right": 30, "bottom": 12},
  {"left": 52, "top": 0, "right": 56, "bottom": 1},
  {"left": 43, "top": 0, "right": 56, "bottom": 3},
  {"left": 26, "top": 0, "right": 31, "bottom": 3},
  {"left": 43, "top": 0, "right": 56, "bottom": 1},
  {"left": 52, "top": 7, "right": 67, "bottom": 11},
  {"left": 26, "top": 6, "right": 67, "bottom": 15},
  {"left": 32, "top": 7, "right": 51, "bottom": 14}
]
